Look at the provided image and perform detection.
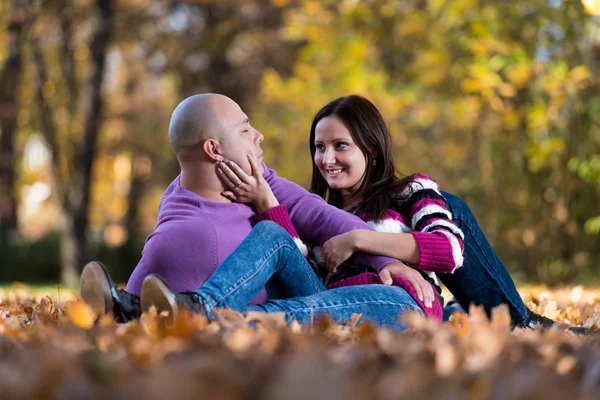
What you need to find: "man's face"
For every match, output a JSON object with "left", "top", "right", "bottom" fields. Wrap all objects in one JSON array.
[{"left": 217, "top": 99, "right": 265, "bottom": 175}]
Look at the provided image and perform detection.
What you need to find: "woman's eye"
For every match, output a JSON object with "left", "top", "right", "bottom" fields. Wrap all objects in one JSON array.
[
  {"left": 336, "top": 142, "right": 348, "bottom": 149},
  {"left": 315, "top": 144, "right": 324, "bottom": 151}
]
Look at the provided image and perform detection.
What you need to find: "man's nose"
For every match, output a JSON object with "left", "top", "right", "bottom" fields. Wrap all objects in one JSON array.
[{"left": 255, "top": 129, "right": 264, "bottom": 144}]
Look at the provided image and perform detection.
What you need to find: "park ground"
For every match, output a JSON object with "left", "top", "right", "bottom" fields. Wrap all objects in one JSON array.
[{"left": 1, "top": 284, "right": 600, "bottom": 399}]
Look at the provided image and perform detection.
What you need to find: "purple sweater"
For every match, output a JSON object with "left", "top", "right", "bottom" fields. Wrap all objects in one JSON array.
[{"left": 126, "top": 165, "right": 399, "bottom": 303}]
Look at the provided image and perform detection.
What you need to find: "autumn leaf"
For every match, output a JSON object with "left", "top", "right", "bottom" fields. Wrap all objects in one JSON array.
[{"left": 68, "top": 301, "right": 95, "bottom": 329}]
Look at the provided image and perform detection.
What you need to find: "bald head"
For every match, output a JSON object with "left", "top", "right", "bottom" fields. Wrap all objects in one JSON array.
[{"left": 168, "top": 93, "right": 234, "bottom": 155}]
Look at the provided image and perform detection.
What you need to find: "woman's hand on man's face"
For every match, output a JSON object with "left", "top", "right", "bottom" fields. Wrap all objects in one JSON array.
[
  {"left": 379, "top": 262, "right": 434, "bottom": 308},
  {"left": 322, "top": 231, "right": 357, "bottom": 272},
  {"left": 217, "top": 154, "right": 279, "bottom": 213}
]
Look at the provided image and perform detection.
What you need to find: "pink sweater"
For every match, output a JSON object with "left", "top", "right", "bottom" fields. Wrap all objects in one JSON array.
[{"left": 256, "top": 173, "right": 465, "bottom": 322}]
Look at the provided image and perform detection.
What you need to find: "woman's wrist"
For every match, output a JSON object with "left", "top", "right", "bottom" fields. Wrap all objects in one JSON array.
[
  {"left": 255, "top": 194, "right": 279, "bottom": 213},
  {"left": 351, "top": 230, "right": 365, "bottom": 253}
]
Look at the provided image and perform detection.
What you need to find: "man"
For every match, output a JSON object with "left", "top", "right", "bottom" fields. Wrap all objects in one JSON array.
[{"left": 80, "top": 93, "right": 431, "bottom": 329}]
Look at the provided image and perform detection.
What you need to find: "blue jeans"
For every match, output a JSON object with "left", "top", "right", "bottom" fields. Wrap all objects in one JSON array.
[
  {"left": 195, "top": 221, "right": 422, "bottom": 330},
  {"left": 440, "top": 191, "right": 529, "bottom": 324}
]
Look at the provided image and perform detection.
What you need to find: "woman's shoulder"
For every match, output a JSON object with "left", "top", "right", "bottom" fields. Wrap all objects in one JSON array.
[{"left": 398, "top": 172, "right": 440, "bottom": 196}]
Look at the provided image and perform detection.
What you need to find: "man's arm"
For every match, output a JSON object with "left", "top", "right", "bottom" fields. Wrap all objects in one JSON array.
[{"left": 263, "top": 165, "right": 398, "bottom": 271}]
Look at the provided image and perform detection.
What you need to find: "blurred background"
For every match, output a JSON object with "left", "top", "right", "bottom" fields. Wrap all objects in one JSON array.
[{"left": 1, "top": 0, "right": 600, "bottom": 288}]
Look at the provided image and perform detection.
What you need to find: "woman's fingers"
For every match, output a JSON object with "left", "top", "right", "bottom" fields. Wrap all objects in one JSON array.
[
  {"left": 424, "top": 284, "right": 434, "bottom": 308},
  {"left": 323, "top": 252, "right": 337, "bottom": 273},
  {"left": 247, "top": 154, "right": 261, "bottom": 179},
  {"left": 221, "top": 190, "right": 238, "bottom": 201},
  {"left": 413, "top": 273, "right": 433, "bottom": 308},
  {"left": 217, "top": 167, "right": 237, "bottom": 189},
  {"left": 223, "top": 161, "right": 251, "bottom": 184},
  {"left": 378, "top": 268, "right": 393, "bottom": 286},
  {"left": 409, "top": 276, "right": 424, "bottom": 303},
  {"left": 322, "top": 251, "right": 332, "bottom": 271}
]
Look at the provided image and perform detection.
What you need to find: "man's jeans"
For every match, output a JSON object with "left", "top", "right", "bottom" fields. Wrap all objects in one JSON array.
[
  {"left": 194, "top": 221, "right": 422, "bottom": 331},
  {"left": 440, "top": 191, "right": 529, "bottom": 324}
]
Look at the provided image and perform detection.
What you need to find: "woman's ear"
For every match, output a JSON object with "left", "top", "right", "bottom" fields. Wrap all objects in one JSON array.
[
  {"left": 203, "top": 138, "right": 223, "bottom": 162},
  {"left": 368, "top": 148, "right": 378, "bottom": 165}
]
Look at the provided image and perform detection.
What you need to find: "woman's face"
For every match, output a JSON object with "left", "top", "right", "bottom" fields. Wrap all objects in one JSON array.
[{"left": 314, "top": 116, "right": 367, "bottom": 197}]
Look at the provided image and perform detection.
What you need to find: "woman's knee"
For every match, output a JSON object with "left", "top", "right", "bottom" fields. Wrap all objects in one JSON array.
[
  {"left": 252, "top": 221, "right": 294, "bottom": 243},
  {"left": 441, "top": 191, "right": 474, "bottom": 220}
]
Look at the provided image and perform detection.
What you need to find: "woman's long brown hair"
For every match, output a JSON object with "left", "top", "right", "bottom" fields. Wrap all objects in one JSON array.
[{"left": 309, "top": 95, "right": 415, "bottom": 222}]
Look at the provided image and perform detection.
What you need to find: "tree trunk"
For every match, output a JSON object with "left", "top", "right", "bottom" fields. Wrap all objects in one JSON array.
[
  {"left": 125, "top": 153, "right": 150, "bottom": 237},
  {"left": 0, "top": 1, "right": 28, "bottom": 242},
  {"left": 62, "top": 0, "right": 115, "bottom": 286},
  {"left": 31, "top": 0, "right": 115, "bottom": 287}
]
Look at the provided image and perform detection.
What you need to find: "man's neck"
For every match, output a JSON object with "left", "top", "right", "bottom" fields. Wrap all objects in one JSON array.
[{"left": 180, "top": 165, "right": 231, "bottom": 203}]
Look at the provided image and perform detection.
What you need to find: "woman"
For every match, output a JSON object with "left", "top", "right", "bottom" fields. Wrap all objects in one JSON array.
[{"left": 307, "top": 94, "right": 555, "bottom": 328}]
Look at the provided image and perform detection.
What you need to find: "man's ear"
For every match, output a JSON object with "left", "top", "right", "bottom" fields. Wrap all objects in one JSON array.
[{"left": 203, "top": 138, "right": 223, "bottom": 162}]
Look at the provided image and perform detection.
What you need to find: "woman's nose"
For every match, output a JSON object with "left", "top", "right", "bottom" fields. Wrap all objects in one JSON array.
[{"left": 322, "top": 148, "right": 335, "bottom": 164}]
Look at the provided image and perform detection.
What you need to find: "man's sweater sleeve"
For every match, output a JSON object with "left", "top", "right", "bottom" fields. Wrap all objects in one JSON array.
[{"left": 263, "top": 165, "right": 399, "bottom": 271}]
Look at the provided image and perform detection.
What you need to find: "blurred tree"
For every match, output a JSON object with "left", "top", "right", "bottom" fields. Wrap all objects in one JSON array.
[
  {"left": 6, "top": 0, "right": 301, "bottom": 284},
  {"left": 0, "top": 0, "right": 30, "bottom": 242},
  {"left": 30, "top": 0, "right": 115, "bottom": 286},
  {"left": 4, "top": 0, "right": 599, "bottom": 286}
]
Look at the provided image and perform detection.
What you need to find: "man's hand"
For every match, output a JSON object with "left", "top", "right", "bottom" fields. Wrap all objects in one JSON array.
[
  {"left": 218, "top": 154, "right": 279, "bottom": 213},
  {"left": 322, "top": 231, "right": 358, "bottom": 272},
  {"left": 379, "top": 262, "right": 434, "bottom": 308}
]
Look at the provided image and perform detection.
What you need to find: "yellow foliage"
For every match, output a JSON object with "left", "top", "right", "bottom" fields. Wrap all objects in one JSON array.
[
  {"left": 271, "top": 0, "right": 289, "bottom": 7},
  {"left": 506, "top": 64, "right": 532, "bottom": 88},
  {"left": 582, "top": 0, "right": 600, "bottom": 15}
]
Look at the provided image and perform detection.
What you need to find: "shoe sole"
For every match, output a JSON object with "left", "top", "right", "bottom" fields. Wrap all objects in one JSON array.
[
  {"left": 80, "top": 261, "right": 115, "bottom": 315},
  {"left": 140, "top": 274, "right": 179, "bottom": 325}
]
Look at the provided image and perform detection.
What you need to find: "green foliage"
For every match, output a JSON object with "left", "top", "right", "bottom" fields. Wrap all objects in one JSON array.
[
  {"left": 0, "top": 232, "right": 62, "bottom": 284},
  {"left": 0, "top": 232, "right": 142, "bottom": 286},
  {"left": 254, "top": 0, "right": 600, "bottom": 282}
]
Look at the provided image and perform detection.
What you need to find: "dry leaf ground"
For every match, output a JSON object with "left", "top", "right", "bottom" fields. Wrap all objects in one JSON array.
[{"left": 1, "top": 285, "right": 600, "bottom": 400}]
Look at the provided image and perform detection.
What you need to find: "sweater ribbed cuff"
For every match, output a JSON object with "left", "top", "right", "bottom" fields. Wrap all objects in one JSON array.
[
  {"left": 411, "top": 231, "right": 457, "bottom": 273},
  {"left": 254, "top": 205, "right": 299, "bottom": 238}
]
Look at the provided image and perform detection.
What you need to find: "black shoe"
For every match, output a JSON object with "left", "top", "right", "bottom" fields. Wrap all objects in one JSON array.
[
  {"left": 140, "top": 274, "right": 207, "bottom": 325},
  {"left": 519, "top": 311, "right": 591, "bottom": 335},
  {"left": 80, "top": 261, "right": 141, "bottom": 323}
]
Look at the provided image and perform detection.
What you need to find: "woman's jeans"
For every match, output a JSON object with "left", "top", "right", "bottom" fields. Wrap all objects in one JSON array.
[
  {"left": 440, "top": 191, "right": 529, "bottom": 324},
  {"left": 194, "top": 221, "right": 422, "bottom": 331}
]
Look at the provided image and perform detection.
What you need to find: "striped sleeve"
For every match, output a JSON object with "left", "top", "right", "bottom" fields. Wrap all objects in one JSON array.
[
  {"left": 400, "top": 173, "right": 464, "bottom": 273},
  {"left": 254, "top": 205, "right": 309, "bottom": 257}
]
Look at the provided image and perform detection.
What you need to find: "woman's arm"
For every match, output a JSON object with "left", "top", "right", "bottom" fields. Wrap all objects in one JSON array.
[
  {"left": 401, "top": 173, "right": 464, "bottom": 273},
  {"left": 321, "top": 230, "right": 419, "bottom": 269},
  {"left": 322, "top": 173, "right": 464, "bottom": 273},
  {"left": 352, "top": 230, "right": 420, "bottom": 264}
]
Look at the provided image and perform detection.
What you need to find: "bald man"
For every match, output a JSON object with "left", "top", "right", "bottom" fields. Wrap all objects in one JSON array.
[{"left": 80, "top": 94, "right": 427, "bottom": 329}]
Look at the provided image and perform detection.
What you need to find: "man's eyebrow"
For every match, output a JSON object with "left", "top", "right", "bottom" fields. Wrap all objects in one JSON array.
[{"left": 238, "top": 117, "right": 249, "bottom": 126}]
